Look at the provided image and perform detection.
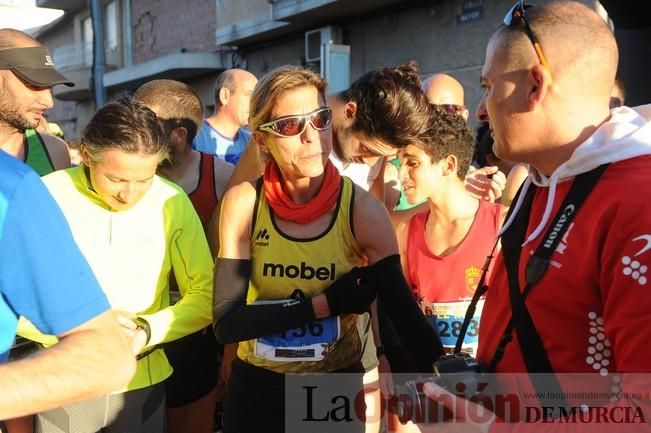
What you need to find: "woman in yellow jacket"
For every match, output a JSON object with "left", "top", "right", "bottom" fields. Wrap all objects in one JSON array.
[{"left": 36, "top": 98, "right": 213, "bottom": 433}]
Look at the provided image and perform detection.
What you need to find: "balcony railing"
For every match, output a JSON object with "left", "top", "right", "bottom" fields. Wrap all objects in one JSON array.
[{"left": 52, "top": 42, "right": 93, "bottom": 70}]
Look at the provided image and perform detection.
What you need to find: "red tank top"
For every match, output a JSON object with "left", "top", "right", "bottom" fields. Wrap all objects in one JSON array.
[
  {"left": 188, "top": 152, "right": 219, "bottom": 228},
  {"left": 406, "top": 199, "right": 502, "bottom": 354}
]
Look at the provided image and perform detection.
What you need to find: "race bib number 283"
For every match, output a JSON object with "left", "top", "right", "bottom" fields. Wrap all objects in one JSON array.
[{"left": 421, "top": 299, "right": 484, "bottom": 356}]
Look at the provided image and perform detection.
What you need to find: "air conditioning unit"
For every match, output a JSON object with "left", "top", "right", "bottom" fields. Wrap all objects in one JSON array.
[{"left": 305, "top": 26, "right": 342, "bottom": 63}]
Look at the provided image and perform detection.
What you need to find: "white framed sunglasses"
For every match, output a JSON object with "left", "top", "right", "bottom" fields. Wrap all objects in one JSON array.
[{"left": 258, "top": 107, "right": 333, "bottom": 138}]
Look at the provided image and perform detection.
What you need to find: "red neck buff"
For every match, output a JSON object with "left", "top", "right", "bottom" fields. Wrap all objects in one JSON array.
[{"left": 263, "top": 159, "right": 341, "bottom": 224}]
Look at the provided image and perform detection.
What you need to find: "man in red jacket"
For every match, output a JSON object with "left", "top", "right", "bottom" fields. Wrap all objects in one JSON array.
[{"left": 413, "top": 1, "right": 651, "bottom": 432}]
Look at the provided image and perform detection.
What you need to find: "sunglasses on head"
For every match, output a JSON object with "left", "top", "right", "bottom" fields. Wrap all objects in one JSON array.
[
  {"left": 433, "top": 104, "right": 466, "bottom": 115},
  {"left": 258, "top": 107, "right": 333, "bottom": 138},
  {"left": 503, "top": 0, "right": 552, "bottom": 81}
]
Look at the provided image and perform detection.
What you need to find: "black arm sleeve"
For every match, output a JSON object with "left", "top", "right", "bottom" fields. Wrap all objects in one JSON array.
[
  {"left": 212, "top": 258, "right": 317, "bottom": 344},
  {"left": 371, "top": 254, "right": 445, "bottom": 373}
]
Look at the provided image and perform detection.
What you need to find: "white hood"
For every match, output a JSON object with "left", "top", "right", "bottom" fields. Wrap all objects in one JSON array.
[{"left": 500, "top": 104, "right": 651, "bottom": 245}]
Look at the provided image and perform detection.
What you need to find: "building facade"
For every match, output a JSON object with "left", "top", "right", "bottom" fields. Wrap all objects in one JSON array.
[
  {"left": 38, "top": 0, "right": 606, "bottom": 140},
  {"left": 37, "top": 0, "right": 226, "bottom": 139}
]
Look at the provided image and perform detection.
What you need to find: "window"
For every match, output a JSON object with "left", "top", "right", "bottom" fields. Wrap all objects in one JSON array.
[
  {"left": 82, "top": 15, "right": 93, "bottom": 43},
  {"left": 82, "top": 16, "right": 93, "bottom": 65},
  {"left": 105, "top": 1, "right": 118, "bottom": 51}
]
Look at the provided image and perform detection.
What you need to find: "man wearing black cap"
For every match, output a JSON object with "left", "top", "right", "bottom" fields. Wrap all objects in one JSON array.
[{"left": 0, "top": 28, "right": 73, "bottom": 175}]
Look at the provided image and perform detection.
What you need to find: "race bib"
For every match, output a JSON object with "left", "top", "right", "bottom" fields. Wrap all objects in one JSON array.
[
  {"left": 253, "top": 300, "right": 341, "bottom": 362},
  {"left": 421, "top": 299, "right": 484, "bottom": 356}
]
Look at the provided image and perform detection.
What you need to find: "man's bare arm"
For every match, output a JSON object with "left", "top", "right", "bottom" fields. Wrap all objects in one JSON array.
[
  {"left": 207, "top": 156, "right": 236, "bottom": 257},
  {"left": 0, "top": 310, "right": 136, "bottom": 419}
]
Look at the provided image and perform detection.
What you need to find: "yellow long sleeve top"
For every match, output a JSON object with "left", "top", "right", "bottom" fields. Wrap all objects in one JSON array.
[{"left": 42, "top": 166, "right": 213, "bottom": 392}]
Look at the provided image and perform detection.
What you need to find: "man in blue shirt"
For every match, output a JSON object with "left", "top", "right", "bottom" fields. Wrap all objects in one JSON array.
[
  {"left": 0, "top": 150, "right": 135, "bottom": 420},
  {"left": 192, "top": 68, "right": 257, "bottom": 164}
]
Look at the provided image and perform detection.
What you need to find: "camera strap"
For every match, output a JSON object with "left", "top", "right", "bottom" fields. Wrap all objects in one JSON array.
[
  {"left": 499, "top": 164, "right": 609, "bottom": 410},
  {"left": 452, "top": 183, "right": 533, "bottom": 359},
  {"left": 452, "top": 164, "right": 608, "bottom": 410},
  {"left": 453, "top": 239, "right": 498, "bottom": 354}
]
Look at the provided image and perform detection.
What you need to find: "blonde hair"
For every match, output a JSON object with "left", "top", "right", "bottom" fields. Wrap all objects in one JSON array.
[{"left": 249, "top": 66, "right": 327, "bottom": 132}]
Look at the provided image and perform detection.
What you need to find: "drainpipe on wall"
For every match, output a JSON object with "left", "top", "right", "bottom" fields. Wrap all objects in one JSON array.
[
  {"left": 123, "top": 0, "right": 133, "bottom": 67},
  {"left": 89, "top": 0, "right": 107, "bottom": 108}
]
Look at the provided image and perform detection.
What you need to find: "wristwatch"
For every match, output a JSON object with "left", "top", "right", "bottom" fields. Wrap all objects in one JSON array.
[
  {"left": 133, "top": 317, "right": 151, "bottom": 345},
  {"left": 376, "top": 345, "right": 385, "bottom": 358}
]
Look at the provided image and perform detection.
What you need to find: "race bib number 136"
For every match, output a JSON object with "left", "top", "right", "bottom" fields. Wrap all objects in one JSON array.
[{"left": 254, "top": 301, "right": 341, "bottom": 362}]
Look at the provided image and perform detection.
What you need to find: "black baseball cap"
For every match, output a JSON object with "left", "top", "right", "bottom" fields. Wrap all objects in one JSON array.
[{"left": 0, "top": 46, "right": 74, "bottom": 87}]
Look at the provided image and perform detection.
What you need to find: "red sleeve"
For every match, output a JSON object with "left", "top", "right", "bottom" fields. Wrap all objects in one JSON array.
[{"left": 488, "top": 181, "right": 651, "bottom": 432}]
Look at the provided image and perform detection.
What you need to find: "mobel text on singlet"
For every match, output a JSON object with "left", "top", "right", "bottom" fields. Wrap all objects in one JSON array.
[{"left": 262, "top": 262, "right": 336, "bottom": 281}]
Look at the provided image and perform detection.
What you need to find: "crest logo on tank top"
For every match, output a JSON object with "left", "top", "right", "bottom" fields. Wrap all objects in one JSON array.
[
  {"left": 465, "top": 266, "right": 481, "bottom": 293},
  {"left": 254, "top": 228, "right": 270, "bottom": 247}
]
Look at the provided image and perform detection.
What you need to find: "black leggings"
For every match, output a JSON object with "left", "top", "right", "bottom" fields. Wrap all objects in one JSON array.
[
  {"left": 164, "top": 326, "right": 221, "bottom": 407},
  {"left": 223, "top": 358, "right": 366, "bottom": 433}
]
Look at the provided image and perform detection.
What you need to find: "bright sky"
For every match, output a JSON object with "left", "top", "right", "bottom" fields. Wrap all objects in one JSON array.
[
  {"left": 3, "top": 0, "right": 35, "bottom": 5},
  {"left": 0, "top": 1, "right": 64, "bottom": 33}
]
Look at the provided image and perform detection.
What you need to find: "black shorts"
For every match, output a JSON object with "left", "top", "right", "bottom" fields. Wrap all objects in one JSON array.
[
  {"left": 223, "top": 358, "right": 365, "bottom": 433},
  {"left": 164, "top": 327, "right": 221, "bottom": 407}
]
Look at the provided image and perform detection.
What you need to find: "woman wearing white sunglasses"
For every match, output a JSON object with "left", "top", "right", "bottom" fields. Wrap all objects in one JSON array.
[{"left": 213, "top": 66, "right": 443, "bottom": 433}]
